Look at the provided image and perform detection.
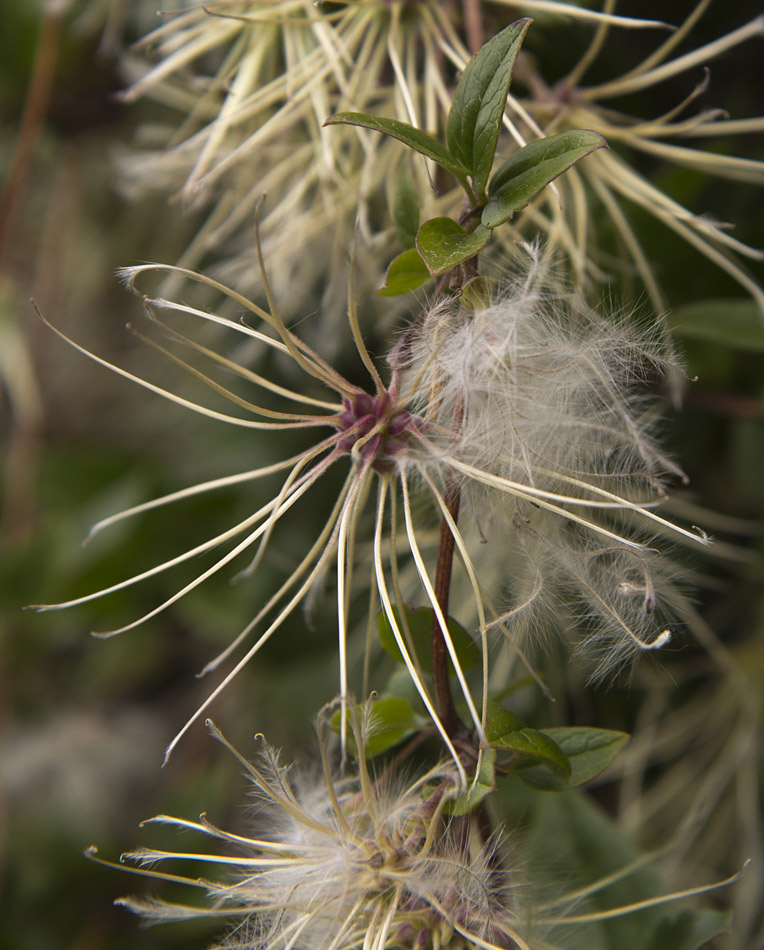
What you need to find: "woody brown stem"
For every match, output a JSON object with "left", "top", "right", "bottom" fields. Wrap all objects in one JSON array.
[
  {"left": 462, "top": 0, "right": 484, "bottom": 55},
  {"left": 431, "top": 475, "right": 462, "bottom": 737},
  {"left": 0, "top": 5, "right": 64, "bottom": 268}
]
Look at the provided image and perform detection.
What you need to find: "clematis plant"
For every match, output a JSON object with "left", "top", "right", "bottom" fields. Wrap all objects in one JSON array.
[{"left": 27, "top": 6, "right": 760, "bottom": 949}]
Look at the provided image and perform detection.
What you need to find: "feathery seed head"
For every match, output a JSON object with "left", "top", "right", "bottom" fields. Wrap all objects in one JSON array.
[
  {"left": 34, "top": 246, "right": 706, "bottom": 759},
  {"left": 400, "top": 245, "right": 699, "bottom": 680},
  {"left": 116, "top": 2, "right": 702, "bottom": 313},
  {"left": 111, "top": 708, "right": 524, "bottom": 950},
  {"left": 513, "top": 4, "right": 764, "bottom": 310},
  {"left": 88, "top": 707, "right": 750, "bottom": 949},
  {"left": 335, "top": 388, "right": 422, "bottom": 472},
  {"left": 403, "top": 244, "right": 680, "bottom": 496}
]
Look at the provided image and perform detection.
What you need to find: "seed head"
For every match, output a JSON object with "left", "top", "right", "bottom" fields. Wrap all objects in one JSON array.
[
  {"left": 400, "top": 244, "right": 701, "bottom": 679},
  {"left": 32, "top": 244, "right": 707, "bottom": 760},
  {"left": 110, "top": 705, "right": 525, "bottom": 950}
]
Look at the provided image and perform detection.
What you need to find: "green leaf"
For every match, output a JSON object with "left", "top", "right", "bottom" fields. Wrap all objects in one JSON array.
[
  {"left": 460, "top": 276, "right": 492, "bottom": 311},
  {"left": 485, "top": 702, "right": 570, "bottom": 776},
  {"left": 384, "top": 666, "right": 428, "bottom": 714},
  {"left": 484, "top": 701, "right": 526, "bottom": 740},
  {"left": 361, "top": 696, "right": 419, "bottom": 757},
  {"left": 416, "top": 218, "right": 490, "bottom": 275},
  {"left": 447, "top": 748, "right": 496, "bottom": 815},
  {"left": 377, "top": 605, "right": 479, "bottom": 674},
  {"left": 393, "top": 170, "right": 420, "bottom": 250},
  {"left": 324, "top": 112, "right": 468, "bottom": 185},
  {"left": 378, "top": 249, "right": 431, "bottom": 296},
  {"left": 364, "top": 696, "right": 419, "bottom": 757},
  {"left": 648, "top": 909, "right": 732, "bottom": 950},
  {"left": 330, "top": 696, "right": 419, "bottom": 758},
  {"left": 501, "top": 730, "right": 571, "bottom": 776},
  {"left": 483, "top": 129, "right": 606, "bottom": 228},
  {"left": 521, "top": 792, "right": 666, "bottom": 947},
  {"left": 518, "top": 726, "right": 628, "bottom": 791},
  {"left": 666, "top": 298, "right": 764, "bottom": 351},
  {"left": 447, "top": 19, "right": 531, "bottom": 196}
]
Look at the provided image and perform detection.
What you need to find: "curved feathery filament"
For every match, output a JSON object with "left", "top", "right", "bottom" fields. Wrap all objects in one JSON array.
[
  {"left": 116, "top": 0, "right": 716, "bottom": 317},
  {"left": 110, "top": 710, "right": 527, "bottom": 950},
  {"left": 36, "top": 246, "right": 705, "bottom": 751}
]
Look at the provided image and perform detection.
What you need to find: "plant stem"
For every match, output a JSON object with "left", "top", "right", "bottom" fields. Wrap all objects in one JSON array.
[
  {"left": 431, "top": 473, "right": 462, "bottom": 738},
  {"left": 462, "top": 0, "right": 484, "bottom": 55},
  {"left": 428, "top": 257, "right": 477, "bottom": 745},
  {"left": 0, "top": 4, "right": 64, "bottom": 268}
]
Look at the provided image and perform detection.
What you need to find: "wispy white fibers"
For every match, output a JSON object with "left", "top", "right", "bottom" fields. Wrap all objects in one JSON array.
[
  {"left": 33, "top": 244, "right": 706, "bottom": 759},
  {"left": 115, "top": 1, "right": 675, "bottom": 312},
  {"left": 100, "top": 706, "right": 527, "bottom": 950},
  {"left": 400, "top": 243, "right": 705, "bottom": 680},
  {"left": 90, "top": 707, "right": 747, "bottom": 949}
]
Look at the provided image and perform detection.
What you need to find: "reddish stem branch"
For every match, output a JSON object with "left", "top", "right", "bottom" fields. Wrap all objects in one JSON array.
[
  {"left": 462, "top": 0, "right": 484, "bottom": 55},
  {"left": 431, "top": 475, "right": 462, "bottom": 737},
  {"left": 0, "top": 6, "right": 64, "bottom": 268}
]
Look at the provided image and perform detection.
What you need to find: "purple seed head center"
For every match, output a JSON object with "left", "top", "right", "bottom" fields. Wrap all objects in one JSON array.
[{"left": 336, "top": 389, "right": 420, "bottom": 472}]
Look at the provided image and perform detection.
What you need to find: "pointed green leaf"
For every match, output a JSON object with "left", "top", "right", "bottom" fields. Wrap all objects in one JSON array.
[
  {"left": 518, "top": 726, "right": 628, "bottom": 790},
  {"left": 324, "top": 112, "right": 468, "bottom": 185},
  {"left": 330, "top": 696, "right": 419, "bottom": 758},
  {"left": 416, "top": 218, "right": 490, "bottom": 275},
  {"left": 666, "top": 299, "right": 764, "bottom": 351},
  {"left": 483, "top": 129, "right": 607, "bottom": 228},
  {"left": 484, "top": 700, "right": 526, "bottom": 740},
  {"left": 447, "top": 748, "right": 496, "bottom": 815},
  {"left": 485, "top": 702, "right": 570, "bottom": 776},
  {"left": 378, "top": 249, "right": 431, "bottom": 296},
  {"left": 447, "top": 19, "right": 531, "bottom": 196},
  {"left": 393, "top": 169, "right": 420, "bottom": 250},
  {"left": 361, "top": 696, "right": 419, "bottom": 757},
  {"left": 460, "top": 276, "right": 492, "bottom": 311},
  {"left": 500, "top": 730, "right": 571, "bottom": 776},
  {"left": 377, "top": 605, "right": 479, "bottom": 674}
]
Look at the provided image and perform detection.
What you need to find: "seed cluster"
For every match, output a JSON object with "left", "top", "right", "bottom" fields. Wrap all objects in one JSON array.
[{"left": 336, "top": 389, "right": 421, "bottom": 472}]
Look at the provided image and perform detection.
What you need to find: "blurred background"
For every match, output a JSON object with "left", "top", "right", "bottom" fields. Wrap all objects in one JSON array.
[{"left": 1, "top": 1, "right": 762, "bottom": 948}]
